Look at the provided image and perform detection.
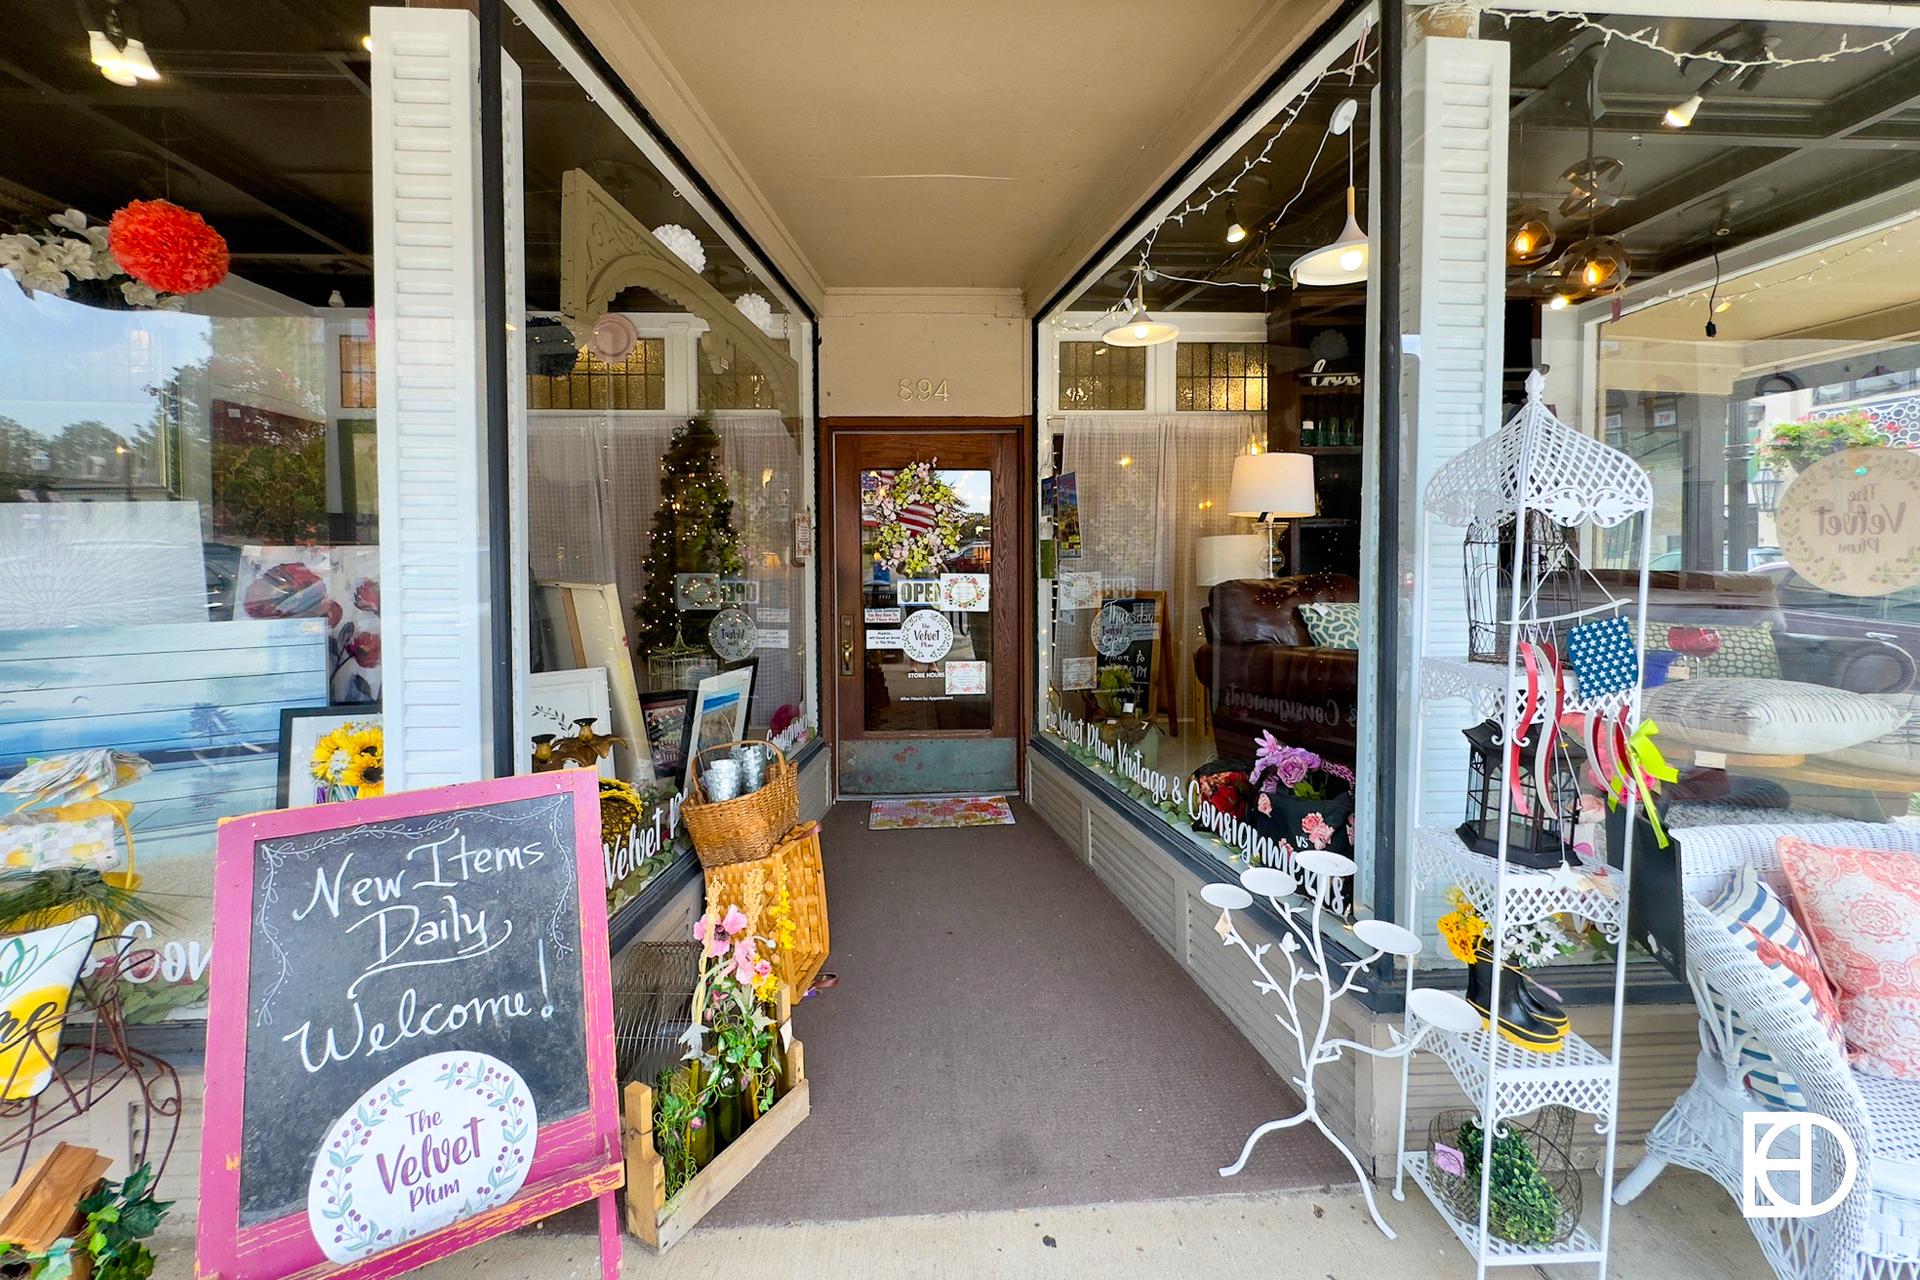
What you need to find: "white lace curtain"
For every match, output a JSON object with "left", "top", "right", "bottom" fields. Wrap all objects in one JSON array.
[{"left": 1058, "top": 412, "right": 1262, "bottom": 729}]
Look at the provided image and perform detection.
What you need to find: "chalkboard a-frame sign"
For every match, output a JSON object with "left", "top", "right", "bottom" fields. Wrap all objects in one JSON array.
[{"left": 197, "top": 770, "right": 622, "bottom": 1280}]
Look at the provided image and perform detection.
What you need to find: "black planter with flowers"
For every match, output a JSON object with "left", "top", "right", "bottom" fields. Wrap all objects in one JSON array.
[{"left": 1190, "top": 734, "right": 1358, "bottom": 861}]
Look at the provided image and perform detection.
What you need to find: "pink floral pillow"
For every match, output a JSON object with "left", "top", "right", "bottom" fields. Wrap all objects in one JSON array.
[{"left": 1780, "top": 837, "right": 1920, "bottom": 1080}]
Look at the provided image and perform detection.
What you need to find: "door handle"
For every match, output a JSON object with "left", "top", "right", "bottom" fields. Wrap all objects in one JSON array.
[{"left": 841, "top": 616, "right": 855, "bottom": 676}]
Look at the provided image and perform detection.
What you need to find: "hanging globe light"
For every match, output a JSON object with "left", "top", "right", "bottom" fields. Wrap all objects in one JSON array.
[
  {"left": 1506, "top": 206, "right": 1556, "bottom": 268},
  {"left": 1557, "top": 234, "right": 1631, "bottom": 297}
]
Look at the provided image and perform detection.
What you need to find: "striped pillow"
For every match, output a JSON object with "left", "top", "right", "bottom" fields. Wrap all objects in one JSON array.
[{"left": 1702, "top": 863, "right": 1847, "bottom": 1110}]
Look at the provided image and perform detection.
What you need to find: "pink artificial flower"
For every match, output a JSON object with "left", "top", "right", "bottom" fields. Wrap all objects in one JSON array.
[
  {"left": 693, "top": 917, "right": 708, "bottom": 942},
  {"left": 721, "top": 905, "right": 750, "bottom": 937},
  {"left": 703, "top": 931, "right": 727, "bottom": 959},
  {"left": 690, "top": 1115, "right": 704, "bottom": 1130},
  {"left": 1302, "top": 813, "right": 1334, "bottom": 849},
  {"left": 754, "top": 958, "right": 772, "bottom": 978},
  {"left": 1257, "top": 793, "right": 1273, "bottom": 816},
  {"left": 731, "top": 938, "right": 758, "bottom": 984}
]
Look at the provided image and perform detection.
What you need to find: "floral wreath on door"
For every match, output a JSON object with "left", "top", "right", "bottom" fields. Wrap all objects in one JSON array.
[{"left": 863, "top": 461, "right": 966, "bottom": 576}]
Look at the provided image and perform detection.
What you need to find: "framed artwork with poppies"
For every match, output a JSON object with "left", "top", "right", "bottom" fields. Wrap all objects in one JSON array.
[
  {"left": 277, "top": 706, "right": 384, "bottom": 808},
  {"left": 236, "top": 545, "right": 381, "bottom": 704}
]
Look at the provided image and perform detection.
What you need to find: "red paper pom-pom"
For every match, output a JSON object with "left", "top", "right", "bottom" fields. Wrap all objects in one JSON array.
[{"left": 108, "top": 199, "right": 229, "bottom": 295}]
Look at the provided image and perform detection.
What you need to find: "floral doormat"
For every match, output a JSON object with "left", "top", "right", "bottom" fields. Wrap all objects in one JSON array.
[{"left": 868, "top": 795, "right": 1016, "bottom": 830}]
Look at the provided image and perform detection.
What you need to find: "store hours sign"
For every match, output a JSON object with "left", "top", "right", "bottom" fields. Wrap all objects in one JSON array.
[{"left": 197, "top": 770, "right": 621, "bottom": 1280}]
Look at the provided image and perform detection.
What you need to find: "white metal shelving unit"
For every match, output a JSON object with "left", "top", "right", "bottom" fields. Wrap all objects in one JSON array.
[{"left": 1392, "top": 371, "right": 1654, "bottom": 1278}]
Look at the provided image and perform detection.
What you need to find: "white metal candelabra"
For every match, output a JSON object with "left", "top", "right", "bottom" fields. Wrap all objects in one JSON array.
[{"left": 1206, "top": 851, "right": 1481, "bottom": 1239}]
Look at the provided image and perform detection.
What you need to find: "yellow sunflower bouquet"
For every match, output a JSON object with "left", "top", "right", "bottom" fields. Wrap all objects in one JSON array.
[{"left": 310, "top": 721, "right": 385, "bottom": 802}]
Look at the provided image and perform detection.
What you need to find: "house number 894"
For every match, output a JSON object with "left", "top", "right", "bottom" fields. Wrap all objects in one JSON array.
[{"left": 898, "top": 378, "right": 951, "bottom": 403}]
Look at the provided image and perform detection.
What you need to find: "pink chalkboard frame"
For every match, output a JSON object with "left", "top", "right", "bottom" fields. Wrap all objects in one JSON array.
[{"left": 196, "top": 769, "right": 622, "bottom": 1280}]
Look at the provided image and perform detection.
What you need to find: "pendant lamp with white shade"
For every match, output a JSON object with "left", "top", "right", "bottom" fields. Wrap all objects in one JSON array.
[
  {"left": 1292, "top": 99, "right": 1370, "bottom": 288},
  {"left": 1101, "top": 277, "right": 1179, "bottom": 348}
]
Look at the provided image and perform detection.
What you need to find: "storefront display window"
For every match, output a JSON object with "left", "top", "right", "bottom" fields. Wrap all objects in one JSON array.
[
  {"left": 1037, "top": 20, "right": 1379, "bottom": 916},
  {"left": 1397, "top": 4, "right": 1920, "bottom": 970},
  {"left": 0, "top": 1, "right": 387, "bottom": 1023},
  {"left": 506, "top": 0, "right": 814, "bottom": 911}
]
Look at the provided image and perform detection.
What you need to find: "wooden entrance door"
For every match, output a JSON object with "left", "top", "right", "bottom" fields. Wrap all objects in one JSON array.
[{"left": 823, "top": 423, "right": 1029, "bottom": 796}]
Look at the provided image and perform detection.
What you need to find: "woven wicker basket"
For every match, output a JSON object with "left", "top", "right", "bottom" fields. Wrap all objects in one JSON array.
[
  {"left": 703, "top": 821, "right": 829, "bottom": 993},
  {"left": 681, "top": 740, "right": 798, "bottom": 869}
]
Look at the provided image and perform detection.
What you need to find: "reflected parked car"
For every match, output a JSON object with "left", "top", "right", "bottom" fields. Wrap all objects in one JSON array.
[{"left": 1755, "top": 559, "right": 1920, "bottom": 682}]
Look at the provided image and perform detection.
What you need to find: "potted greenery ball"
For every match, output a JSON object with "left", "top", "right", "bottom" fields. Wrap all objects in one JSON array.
[{"left": 1428, "top": 1107, "right": 1580, "bottom": 1246}]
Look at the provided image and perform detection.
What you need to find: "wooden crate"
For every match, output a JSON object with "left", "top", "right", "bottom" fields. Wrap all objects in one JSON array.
[
  {"left": 620, "top": 990, "right": 809, "bottom": 1252},
  {"left": 702, "top": 820, "right": 829, "bottom": 993},
  {"left": 0, "top": 1141, "right": 111, "bottom": 1279}
]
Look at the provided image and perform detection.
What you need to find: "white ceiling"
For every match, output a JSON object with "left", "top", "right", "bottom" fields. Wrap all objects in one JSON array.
[{"left": 596, "top": 0, "right": 1328, "bottom": 302}]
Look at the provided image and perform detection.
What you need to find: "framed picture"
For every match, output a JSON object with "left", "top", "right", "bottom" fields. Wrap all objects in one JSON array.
[
  {"left": 524, "top": 668, "right": 616, "bottom": 778},
  {"left": 532, "top": 580, "right": 653, "bottom": 784},
  {"left": 637, "top": 689, "right": 695, "bottom": 782},
  {"left": 277, "top": 706, "right": 383, "bottom": 808},
  {"left": 685, "top": 660, "right": 756, "bottom": 790}
]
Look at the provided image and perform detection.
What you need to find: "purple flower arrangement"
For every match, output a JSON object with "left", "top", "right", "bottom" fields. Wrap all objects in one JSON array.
[{"left": 1250, "top": 732, "right": 1354, "bottom": 801}]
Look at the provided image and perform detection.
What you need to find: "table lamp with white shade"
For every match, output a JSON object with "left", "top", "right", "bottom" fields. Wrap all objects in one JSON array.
[
  {"left": 1195, "top": 534, "right": 1267, "bottom": 587},
  {"left": 1227, "top": 452, "right": 1316, "bottom": 576}
]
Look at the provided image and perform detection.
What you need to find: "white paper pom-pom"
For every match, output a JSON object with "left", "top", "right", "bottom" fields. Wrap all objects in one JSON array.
[
  {"left": 733, "top": 292, "right": 779, "bottom": 337},
  {"left": 651, "top": 224, "right": 706, "bottom": 274}
]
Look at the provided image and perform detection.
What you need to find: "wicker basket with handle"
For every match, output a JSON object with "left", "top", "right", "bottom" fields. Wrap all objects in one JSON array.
[{"left": 681, "top": 740, "right": 798, "bottom": 869}]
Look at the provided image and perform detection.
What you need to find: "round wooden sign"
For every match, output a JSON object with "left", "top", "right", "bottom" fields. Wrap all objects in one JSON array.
[{"left": 1775, "top": 446, "right": 1920, "bottom": 597}]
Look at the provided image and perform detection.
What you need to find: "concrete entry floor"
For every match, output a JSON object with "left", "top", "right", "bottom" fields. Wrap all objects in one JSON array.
[
  {"left": 707, "top": 798, "right": 1351, "bottom": 1223},
  {"left": 213, "top": 1168, "right": 1759, "bottom": 1279}
]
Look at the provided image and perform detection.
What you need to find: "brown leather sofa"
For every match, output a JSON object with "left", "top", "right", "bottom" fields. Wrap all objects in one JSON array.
[{"left": 1193, "top": 574, "right": 1360, "bottom": 768}]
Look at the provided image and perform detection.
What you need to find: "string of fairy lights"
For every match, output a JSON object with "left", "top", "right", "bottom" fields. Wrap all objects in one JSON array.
[
  {"left": 1054, "top": 7, "right": 1911, "bottom": 333},
  {"left": 1479, "top": 6, "right": 1911, "bottom": 70},
  {"left": 1054, "top": 29, "right": 1378, "bottom": 332}
]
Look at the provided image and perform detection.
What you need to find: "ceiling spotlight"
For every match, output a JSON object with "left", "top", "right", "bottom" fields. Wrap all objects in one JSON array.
[
  {"left": 1225, "top": 202, "right": 1248, "bottom": 246},
  {"left": 89, "top": 30, "right": 158, "bottom": 84},
  {"left": 1507, "top": 206, "right": 1556, "bottom": 268},
  {"left": 1101, "top": 279, "right": 1178, "bottom": 348},
  {"left": 361, "top": 33, "right": 374, "bottom": 52},
  {"left": 86, "top": 2, "right": 159, "bottom": 86},
  {"left": 1548, "top": 293, "right": 1571, "bottom": 311},
  {"left": 1663, "top": 93, "right": 1703, "bottom": 129}
]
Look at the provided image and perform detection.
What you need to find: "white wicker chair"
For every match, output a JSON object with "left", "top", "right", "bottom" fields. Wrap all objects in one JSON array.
[{"left": 1613, "top": 820, "right": 1920, "bottom": 1280}]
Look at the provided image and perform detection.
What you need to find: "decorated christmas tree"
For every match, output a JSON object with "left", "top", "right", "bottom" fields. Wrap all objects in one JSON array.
[{"left": 635, "top": 413, "right": 746, "bottom": 654}]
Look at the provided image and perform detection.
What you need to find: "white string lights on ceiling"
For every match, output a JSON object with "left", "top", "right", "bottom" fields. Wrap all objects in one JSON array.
[
  {"left": 1659, "top": 216, "right": 1917, "bottom": 315},
  {"left": 1478, "top": 7, "right": 1911, "bottom": 70},
  {"left": 1054, "top": 26, "right": 1377, "bottom": 333}
]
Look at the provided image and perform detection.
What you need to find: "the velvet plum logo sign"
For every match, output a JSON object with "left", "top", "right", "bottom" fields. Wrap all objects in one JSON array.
[
  {"left": 308, "top": 1051, "right": 535, "bottom": 1262},
  {"left": 1777, "top": 447, "right": 1920, "bottom": 597}
]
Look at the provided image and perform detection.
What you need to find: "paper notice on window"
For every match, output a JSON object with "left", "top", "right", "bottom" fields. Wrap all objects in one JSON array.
[
  {"left": 941, "top": 573, "right": 990, "bottom": 612},
  {"left": 755, "top": 629, "right": 790, "bottom": 650},
  {"left": 1059, "top": 572, "right": 1101, "bottom": 612},
  {"left": 945, "top": 661, "right": 987, "bottom": 696},
  {"left": 865, "top": 607, "right": 901, "bottom": 624},
  {"left": 866, "top": 628, "right": 903, "bottom": 650},
  {"left": 1062, "top": 656, "right": 1097, "bottom": 690}
]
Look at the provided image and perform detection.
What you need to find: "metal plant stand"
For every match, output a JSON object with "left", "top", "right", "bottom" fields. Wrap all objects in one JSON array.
[
  {"left": 1395, "top": 370, "right": 1654, "bottom": 1277},
  {"left": 1206, "top": 852, "right": 1480, "bottom": 1239}
]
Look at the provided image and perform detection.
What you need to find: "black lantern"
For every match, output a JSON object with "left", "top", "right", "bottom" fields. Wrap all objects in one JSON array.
[
  {"left": 1464, "top": 512, "right": 1582, "bottom": 663},
  {"left": 1457, "top": 718, "right": 1581, "bottom": 869}
]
